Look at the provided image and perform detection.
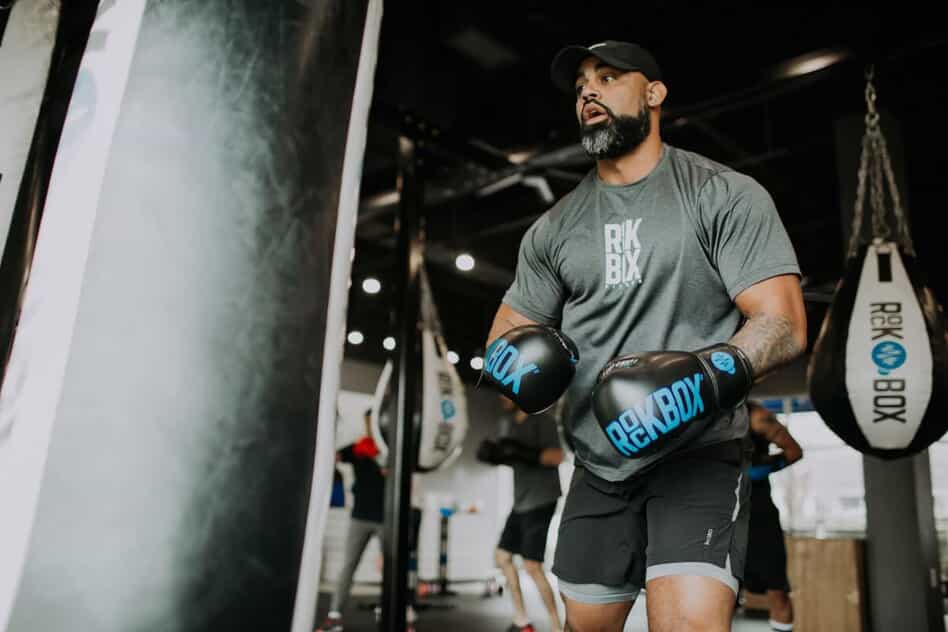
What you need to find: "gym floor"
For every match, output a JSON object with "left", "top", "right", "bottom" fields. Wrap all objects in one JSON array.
[{"left": 314, "top": 573, "right": 775, "bottom": 631}]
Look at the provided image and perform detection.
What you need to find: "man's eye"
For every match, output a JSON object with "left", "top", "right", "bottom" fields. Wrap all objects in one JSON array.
[
  {"left": 602, "top": 74, "right": 616, "bottom": 83},
  {"left": 574, "top": 84, "right": 584, "bottom": 96}
]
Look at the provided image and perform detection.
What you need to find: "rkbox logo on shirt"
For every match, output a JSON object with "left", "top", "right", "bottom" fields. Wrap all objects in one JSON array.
[{"left": 604, "top": 219, "right": 643, "bottom": 287}]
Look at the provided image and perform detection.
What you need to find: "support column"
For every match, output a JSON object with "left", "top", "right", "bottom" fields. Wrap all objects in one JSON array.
[{"left": 381, "top": 134, "right": 424, "bottom": 632}]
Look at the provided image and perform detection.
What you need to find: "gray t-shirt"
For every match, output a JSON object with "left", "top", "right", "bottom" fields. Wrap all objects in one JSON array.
[
  {"left": 500, "top": 412, "right": 563, "bottom": 512},
  {"left": 502, "top": 144, "right": 800, "bottom": 482}
]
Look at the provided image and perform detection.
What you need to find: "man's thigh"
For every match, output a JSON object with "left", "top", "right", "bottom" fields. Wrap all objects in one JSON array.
[
  {"left": 552, "top": 466, "right": 647, "bottom": 589},
  {"left": 640, "top": 441, "right": 749, "bottom": 630}
]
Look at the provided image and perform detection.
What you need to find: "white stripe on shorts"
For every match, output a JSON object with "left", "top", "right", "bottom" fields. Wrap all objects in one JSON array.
[
  {"left": 646, "top": 562, "right": 740, "bottom": 595},
  {"left": 556, "top": 577, "right": 641, "bottom": 605}
]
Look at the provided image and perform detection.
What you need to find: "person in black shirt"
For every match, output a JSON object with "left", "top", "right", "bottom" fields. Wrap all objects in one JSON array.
[
  {"left": 743, "top": 401, "right": 803, "bottom": 632},
  {"left": 317, "top": 410, "right": 387, "bottom": 632},
  {"left": 478, "top": 395, "right": 564, "bottom": 632}
]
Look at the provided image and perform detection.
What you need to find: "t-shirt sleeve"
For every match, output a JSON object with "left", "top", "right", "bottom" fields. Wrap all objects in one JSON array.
[
  {"left": 501, "top": 214, "right": 566, "bottom": 325},
  {"left": 697, "top": 171, "right": 801, "bottom": 299}
]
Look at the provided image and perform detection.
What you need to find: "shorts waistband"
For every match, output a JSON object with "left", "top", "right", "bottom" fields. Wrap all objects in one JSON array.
[{"left": 579, "top": 439, "right": 746, "bottom": 495}]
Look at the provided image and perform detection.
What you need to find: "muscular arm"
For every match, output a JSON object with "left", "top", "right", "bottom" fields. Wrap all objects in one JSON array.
[
  {"left": 729, "top": 274, "right": 807, "bottom": 380},
  {"left": 749, "top": 404, "right": 803, "bottom": 464},
  {"left": 539, "top": 447, "right": 565, "bottom": 467},
  {"left": 485, "top": 303, "right": 541, "bottom": 349}
]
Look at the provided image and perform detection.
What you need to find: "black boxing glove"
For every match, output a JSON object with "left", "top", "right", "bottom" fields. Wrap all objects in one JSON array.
[
  {"left": 482, "top": 325, "right": 579, "bottom": 414},
  {"left": 476, "top": 438, "right": 541, "bottom": 467},
  {"left": 592, "top": 343, "right": 753, "bottom": 459},
  {"left": 476, "top": 439, "right": 501, "bottom": 465},
  {"left": 494, "top": 437, "right": 542, "bottom": 466}
]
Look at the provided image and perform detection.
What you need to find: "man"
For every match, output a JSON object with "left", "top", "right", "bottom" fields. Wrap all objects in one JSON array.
[
  {"left": 317, "top": 409, "right": 392, "bottom": 632},
  {"left": 483, "top": 41, "right": 807, "bottom": 632},
  {"left": 743, "top": 401, "right": 803, "bottom": 632},
  {"left": 477, "top": 395, "right": 565, "bottom": 632}
]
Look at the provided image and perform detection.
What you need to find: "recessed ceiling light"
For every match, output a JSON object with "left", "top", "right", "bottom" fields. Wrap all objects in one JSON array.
[
  {"left": 362, "top": 277, "right": 381, "bottom": 294},
  {"left": 455, "top": 253, "right": 475, "bottom": 271}
]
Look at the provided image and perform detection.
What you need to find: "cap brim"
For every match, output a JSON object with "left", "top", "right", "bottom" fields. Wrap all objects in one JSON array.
[
  {"left": 550, "top": 45, "right": 645, "bottom": 94},
  {"left": 550, "top": 45, "right": 594, "bottom": 94}
]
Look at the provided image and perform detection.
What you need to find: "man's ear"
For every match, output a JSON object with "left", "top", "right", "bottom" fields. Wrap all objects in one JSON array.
[{"left": 647, "top": 81, "right": 668, "bottom": 107}]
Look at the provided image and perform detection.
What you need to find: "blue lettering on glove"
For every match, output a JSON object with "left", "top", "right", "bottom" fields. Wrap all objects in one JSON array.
[
  {"left": 605, "top": 373, "right": 705, "bottom": 456},
  {"left": 485, "top": 339, "right": 540, "bottom": 396}
]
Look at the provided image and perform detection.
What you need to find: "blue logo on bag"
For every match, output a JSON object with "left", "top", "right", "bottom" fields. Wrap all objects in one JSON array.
[
  {"left": 871, "top": 341, "right": 906, "bottom": 374},
  {"left": 441, "top": 400, "right": 456, "bottom": 420},
  {"left": 710, "top": 351, "right": 735, "bottom": 375}
]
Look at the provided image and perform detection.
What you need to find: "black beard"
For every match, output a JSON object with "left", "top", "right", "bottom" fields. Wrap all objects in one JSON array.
[{"left": 579, "top": 101, "right": 651, "bottom": 160}]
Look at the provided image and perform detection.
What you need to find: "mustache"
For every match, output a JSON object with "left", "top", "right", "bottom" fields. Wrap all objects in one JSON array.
[{"left": 581, "top": 98, "right": 617, "bottom": 125}]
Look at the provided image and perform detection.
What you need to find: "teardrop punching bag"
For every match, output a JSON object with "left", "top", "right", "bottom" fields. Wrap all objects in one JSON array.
[
  {"left": 808, "top": 69, "right": 948, "bottom": 459},
  {"left": 808, "top": 241, "right": 948, "bottom": 459},
  {"left": 368, "top": 265, "right": 469, "bottom": 473}
]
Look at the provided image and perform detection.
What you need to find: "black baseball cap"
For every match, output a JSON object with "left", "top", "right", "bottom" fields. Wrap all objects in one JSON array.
[{"left": 550, "top": 40, "right": 662, "bottom": 94}]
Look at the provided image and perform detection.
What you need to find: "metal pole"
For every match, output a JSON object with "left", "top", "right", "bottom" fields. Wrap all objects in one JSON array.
[{"left": 381, "top": 135, "right": 423, "bottom": 631}]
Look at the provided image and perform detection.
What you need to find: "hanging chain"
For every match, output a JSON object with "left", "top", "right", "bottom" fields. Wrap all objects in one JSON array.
[{"left": 847, "top": 65, "right": 915, "bottom": 258}]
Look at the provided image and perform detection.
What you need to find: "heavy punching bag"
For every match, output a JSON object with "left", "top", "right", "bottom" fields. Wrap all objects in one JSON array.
[
  {"left": 0, "top": 2, "right": 381, "bottom": 632},
  {"left": 808, "top": 69, "right": 948, "bottom": 459}
]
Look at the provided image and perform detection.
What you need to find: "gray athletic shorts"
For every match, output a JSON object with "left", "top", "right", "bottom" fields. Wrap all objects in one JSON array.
[{"left": 553, "top": 440, "right": 750, "bottom": 605}]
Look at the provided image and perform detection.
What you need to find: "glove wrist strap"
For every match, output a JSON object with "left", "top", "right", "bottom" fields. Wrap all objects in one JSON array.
[{"left": 695, "top": 343, "right": 754, "bottom": 411}]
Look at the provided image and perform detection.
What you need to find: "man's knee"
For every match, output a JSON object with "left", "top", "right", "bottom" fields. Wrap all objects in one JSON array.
[
  {"left": 523, "top": 559, "right": 545, "bottom": 577},
  {"left": 495, "top": 548, "right": 514, "bottom": 568},
  {"left": 562, "top": 596, "right": 632, "bottom": 632},
  {"left": 646, "top": 575, "right": 736, "bottom": 632}
]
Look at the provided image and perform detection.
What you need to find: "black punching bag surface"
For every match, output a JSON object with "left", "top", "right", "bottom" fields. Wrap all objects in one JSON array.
[
  {"left": 0, "top": 1, "right": 376, "bottom": 631},
  {"left": 808, "top": 241, "right": 948, "bottom": 459}
]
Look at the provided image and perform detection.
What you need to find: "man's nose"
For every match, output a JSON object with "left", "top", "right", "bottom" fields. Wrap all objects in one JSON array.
[{"left": 580, "top": 83, "right": 600, "bottom": 101}]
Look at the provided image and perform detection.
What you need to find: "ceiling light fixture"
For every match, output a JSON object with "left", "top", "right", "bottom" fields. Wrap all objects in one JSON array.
[
  {"left": 455, "top": 253, "right": 475, "bottom": 271},
  {"left": 771, "top": 48, "right": 851, "bottom": 80},
  {"left": 362, "top": 277, "right": 381, "bottom": 294}
]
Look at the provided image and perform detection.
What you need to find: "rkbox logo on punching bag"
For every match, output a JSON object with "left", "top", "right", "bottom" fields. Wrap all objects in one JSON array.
[
  {"left": 845, "top": 245, "right": 932, "bottom": 449},
  {"left": 809, "top": 241, "right": 948, "bottom": 458}
]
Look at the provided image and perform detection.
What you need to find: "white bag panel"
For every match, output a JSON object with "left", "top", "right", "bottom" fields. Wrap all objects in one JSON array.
[
  {"left": 845, "top": 241, "right": 933, "bottom": 448},
  {"left": 417, "top": 329, "right": 468, "bottom": 471}
]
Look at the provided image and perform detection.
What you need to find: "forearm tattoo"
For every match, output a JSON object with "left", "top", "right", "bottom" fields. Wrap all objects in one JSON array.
[{"left": 730, "top": 312, "right": 802, "bottom": 380}]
